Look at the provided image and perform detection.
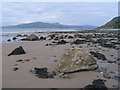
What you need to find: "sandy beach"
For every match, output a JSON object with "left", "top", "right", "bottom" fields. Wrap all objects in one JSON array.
[{"left": 2, "top": 32, "right": 119, "bottom": 88}]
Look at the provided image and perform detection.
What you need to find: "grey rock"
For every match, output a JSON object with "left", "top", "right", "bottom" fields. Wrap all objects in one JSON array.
[
  {"left": 26, "top": 34, "right": 39, "bottom": 41},
  {"left": 57, "top": 47, "right": 98, "bottom": 74}
]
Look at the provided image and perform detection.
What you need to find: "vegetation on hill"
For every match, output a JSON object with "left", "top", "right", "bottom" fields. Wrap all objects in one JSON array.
[{"left": 98, "top": 16, "right": 120, "bottom": 29}]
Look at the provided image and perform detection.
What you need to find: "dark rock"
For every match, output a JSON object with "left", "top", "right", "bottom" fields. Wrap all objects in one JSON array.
[
  {"left": 48, "top": 34, "right": 55, "bottom": 39},
  {"left": 20, "top": 38, "right": 27, "bottom": 41},
  {"left": 7, "top": 39, "right": 11, "bottom": 42},
  {"left": 72, "top": 39, "right": 86, "bottom": 44},
  {"left": 67, "top": 35, "right": 74, "bottom": 39},
  {"left": 64, "top": 35, "right": 68, "bottom": 38},
  {"left": 24, "top": 59, "right": 30, "bottom": 62},
  {"left": 13, "top": 67, "right": 19, "bottom": 71},
  {"left": 12, "top": 37, "right": 17, "bottom": 40},
  {"left": 52, "top": 41, "right": 57, "bottom": 43},
  {"left": 103, "top": 72, "right": 111, "bottom": 79},
  {"left": 89, "top": 51, "right": 107, "bottom": 61},
  {"left": 101, "top": 43, "right": 116, "bottom": 49},
  {"left": 16, "top": 34, "right": 22, "bottom": 37},
  {"left": 16, "top": 59, "right": 23, "bottom": 62},
  {"left": 8, "top": 46, "right": 26, "bottom": 56},
  {"left": 54, "top": 36, "right": 59, "bottom": 40},
  {"left": 56, "top": 40, "right": 67, "bottom": 45},
  {"left": 81, "top": 79, "right": 108, "bottom": 90},
  {"left": 40, "top": 36, "right": 46, "bottom": 40},
  {"left": 59, "top": 35, "right": 64, "bottom": 39},
  {"left": 92, "top": 79, "right": 107, "bottom": 89},
  {"left": 54, "top": 60, "right": 58, "bottom": 62},
  {"left": 52, "top": 71, "right": 57, "bottom": 76},
  {"left": 50, "top": 88, "right": 58, "bottom": 90},
  {"left": 107, "top": 60, "right": 114, "bottom": 63},
  {"left": 45, "top": 43, "right": 52, "bottom": 46},
  {"left": 45, "top": 44, "right": 49, "bottom": 46},
  {"left": 110, "top": 55, "right": 114, "bottom": 57},
  {"left": 30, "top": 67, "right": 54, "bottom": 79},
  {"left": 14, "top": 64, "right": 18, "bottom": 66},
  {"left": 96, "top": 39, "right": 107, "bottom": 44}
]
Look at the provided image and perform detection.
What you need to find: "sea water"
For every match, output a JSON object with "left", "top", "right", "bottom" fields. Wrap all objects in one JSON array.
[{"left": 0, "top": 28, "right": 79, "bottom": 43}]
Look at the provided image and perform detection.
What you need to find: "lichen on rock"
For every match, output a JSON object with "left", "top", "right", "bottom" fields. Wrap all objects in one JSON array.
[{"left": 57, "top": 47, "right": 98, "bottom": 73}]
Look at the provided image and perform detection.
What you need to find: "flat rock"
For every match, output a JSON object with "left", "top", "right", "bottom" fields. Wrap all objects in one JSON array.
[
  {"left": 72, "top": 39, "right": 86, "bottom": 44},
  {"left": 30, "top": 67, "right": 54, "bottom": 79},
  {"left": 89, "top": 51, "right": 107, "bottom": 61}
]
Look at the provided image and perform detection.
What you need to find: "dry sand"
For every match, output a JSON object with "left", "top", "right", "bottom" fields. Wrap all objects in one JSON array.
[{"left": 2, "top": 39, "right": 119, "bottom": 88}]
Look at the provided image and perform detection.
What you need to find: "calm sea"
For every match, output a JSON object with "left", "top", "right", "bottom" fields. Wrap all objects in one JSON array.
[{"left": 0, "top": 28, "right": 78, "bottom": 43}]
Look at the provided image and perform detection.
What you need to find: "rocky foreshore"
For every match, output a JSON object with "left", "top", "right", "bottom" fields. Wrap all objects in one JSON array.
[{"left": 2, "top": 30, "right": 119, "bottom": 88}]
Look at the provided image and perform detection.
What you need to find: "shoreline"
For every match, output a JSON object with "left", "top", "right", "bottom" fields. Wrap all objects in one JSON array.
[{"left": 2, "top": 30, "right": 119, "bottom": 88}]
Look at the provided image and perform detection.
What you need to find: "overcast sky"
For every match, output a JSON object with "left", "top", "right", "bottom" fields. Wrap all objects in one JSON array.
[{"left": 2, "top": 2, "right": 118, "bottom": 26}]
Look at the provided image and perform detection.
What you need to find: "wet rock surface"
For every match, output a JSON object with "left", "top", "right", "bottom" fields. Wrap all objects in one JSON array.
[
  {"left": 13, "top": 67, "right": 19, "bottom": 71},
  {"left": 89, "top": 51, "right": 107, "bottom": 61},
  {"left": 12, "top": 37, "right": 17, "bottom": 40},
  {"left": 72, "top": 39, "right": 86, "bottom": 44},
  {"left": 81, "top": 79, "right": 108, "bottom": 90},
  {"left": 8, "top": 46, "right": 26, "bottom": 56},
  {"left": 30, "top": 67, "right": 54, "bottom": 79},
  {"left": 56, "top": 40, "right": 68, "bottom": 45}
]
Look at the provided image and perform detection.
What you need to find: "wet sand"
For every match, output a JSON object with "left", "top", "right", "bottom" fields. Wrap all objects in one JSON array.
[{"left": 2, "top": 38, "right": 119, "bottom": 88}]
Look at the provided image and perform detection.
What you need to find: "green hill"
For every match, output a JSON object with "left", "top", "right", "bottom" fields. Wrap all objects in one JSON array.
[{"left": 98, "top": 16, "right": 120, "bottom": 29}]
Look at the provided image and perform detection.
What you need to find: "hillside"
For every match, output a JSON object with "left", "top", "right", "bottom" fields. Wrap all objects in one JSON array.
[
  {"left": 2, "top": 22, "right": 97, "bottom": 29},
  {"left": 98, "top": 16, "right": 120, "bottom": 29}
]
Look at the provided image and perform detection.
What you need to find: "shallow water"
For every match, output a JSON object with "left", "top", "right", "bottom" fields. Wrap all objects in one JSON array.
[{"left": 0, "top": 28, "right": 79, "bottom": 43}]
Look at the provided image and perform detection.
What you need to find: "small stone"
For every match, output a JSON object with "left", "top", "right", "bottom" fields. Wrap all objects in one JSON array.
[
  {"left": 54, "top": 60, "right": 58, "bottom": 62},
  {"left": 16, "top": 59, "right": 22, "bottom": 62},
  {"left": 13, "top": 67, "right": 19, "bottom": 71},
  {"left": 25, "top": 59, "right": 30, "bottom": 62},
  {"left": 13, "top": 37, "right": 17, "bottom": 40},
  {"left": 14, "top": 64, "right": 18, "bottom": 66},
  {"left": 7, "top": 39, "right": 11, "bottom": 42}
]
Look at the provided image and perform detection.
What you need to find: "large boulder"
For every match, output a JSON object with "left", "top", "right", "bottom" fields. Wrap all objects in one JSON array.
[
  {"left": 89, "top": 51, "right": 107, "bottom": 61},
  {"left": 57, "top": 47, "right": 98, "bottom": 74},
  {"left": 26, "top": 34, "right": 39, "bottom": 41},
  {"left": 8, "top": 46, "right": 26, "bottom": 56}
]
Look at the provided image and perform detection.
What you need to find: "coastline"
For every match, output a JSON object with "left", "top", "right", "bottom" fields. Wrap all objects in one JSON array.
[{"left": 2, "top": 30, "right": 119, "bottom": 88}]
